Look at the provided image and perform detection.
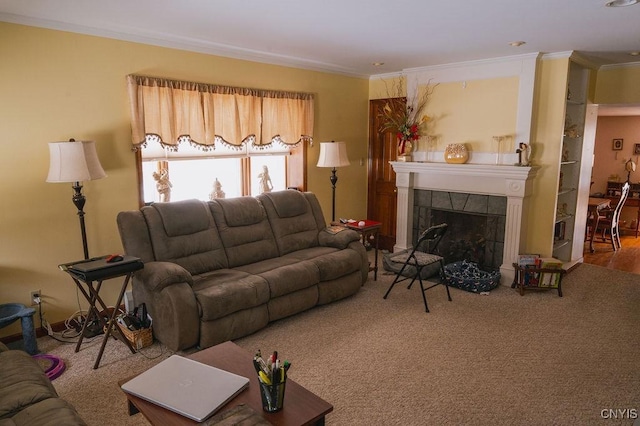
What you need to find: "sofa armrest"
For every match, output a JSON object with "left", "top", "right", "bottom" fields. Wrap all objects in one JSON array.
[
  {"left": 318, "top": 228, "right": 360, "bottom": 249},
  {"left": 135, "top": 261, "right": 194, "bottom": 293},
  {"left": 131, "top": 261, "right": 199, "bottom": 351}
]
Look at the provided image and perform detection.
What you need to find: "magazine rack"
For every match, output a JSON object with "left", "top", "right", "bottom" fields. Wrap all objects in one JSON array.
[{"left": 511, "top": 262, "right": 566, "bottom": 297}]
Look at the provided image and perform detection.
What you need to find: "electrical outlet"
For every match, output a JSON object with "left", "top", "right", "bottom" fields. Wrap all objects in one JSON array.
[{"left": 30, "top": 290, "right": 41, "bottom": 306}]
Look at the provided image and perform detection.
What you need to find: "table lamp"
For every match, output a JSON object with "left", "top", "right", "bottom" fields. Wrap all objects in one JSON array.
[
  {"left": 625, "top": 158, "right": 636, "bottom": 182},
  {"left": 47, "top": 139, "right": 106, "bottom": 259},
  {"left": 316, "top": 141, "right": 350, "bottom": 222}
]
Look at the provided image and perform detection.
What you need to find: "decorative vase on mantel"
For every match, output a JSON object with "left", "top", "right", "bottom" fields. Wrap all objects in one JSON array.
[
  {"left": 444, "top": 143, "right": 469, "bottom": 164},
  {"left": 397, "top": 138, "right": 414, "bottom": 162}
]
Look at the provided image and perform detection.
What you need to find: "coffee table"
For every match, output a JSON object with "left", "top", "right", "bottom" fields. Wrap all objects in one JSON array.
[{"left": 120, "top": 341, "right": 333, "bottom": 425}]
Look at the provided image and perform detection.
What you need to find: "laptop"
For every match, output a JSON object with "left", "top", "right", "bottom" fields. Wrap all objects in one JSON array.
[{"left": 121, "top": 355, "right": 250, "bottom": 422}]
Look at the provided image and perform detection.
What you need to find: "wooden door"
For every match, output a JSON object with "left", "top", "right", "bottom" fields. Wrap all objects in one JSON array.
[{"left": 367, "top": 98, "right": 404, "bottom": 251}]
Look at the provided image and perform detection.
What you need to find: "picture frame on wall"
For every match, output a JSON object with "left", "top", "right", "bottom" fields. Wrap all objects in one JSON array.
[
  {"left": 635, "top": 143, "right": 640, "bottom": 155},
  {"left": 613, "top": 139, "right": 623, "bottom": 150}
]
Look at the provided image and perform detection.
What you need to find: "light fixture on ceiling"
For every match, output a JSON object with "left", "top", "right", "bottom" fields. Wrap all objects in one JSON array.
[
  {"left": 509, "top": 41, "right": 526, "bottom": 47},
  {"left": 605, "top": 0, "right": 639, "bottom": 6},
  {"left": 630, "top": 51, "right": 640, "bottom": 56},
  {"left": 372, "top": 62, "right": 385, "bottom": 67}
]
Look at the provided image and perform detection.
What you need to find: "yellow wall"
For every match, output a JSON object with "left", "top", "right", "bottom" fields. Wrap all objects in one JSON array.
[
  {"left": 0, "top": 22, "right": 369, "bottom": 337},
  {"left": 526, "top": 57, "right": 570, "bottom": 255},
  {"left": 424, "top": 77, "right": 518, "bottom": 152},
  {"left": 369, "top": 76, "right": 519, "bottom": 153},
  {"left": 594, "top": 65, "right": 640, "bottom": 104}
]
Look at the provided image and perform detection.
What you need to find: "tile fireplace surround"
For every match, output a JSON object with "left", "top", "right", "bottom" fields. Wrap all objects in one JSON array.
[{"left": 391, "top": 162, "right": 538, "bottom": 285}]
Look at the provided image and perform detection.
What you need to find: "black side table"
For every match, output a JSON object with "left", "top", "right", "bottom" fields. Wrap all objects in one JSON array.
[{"left": 59, "top": 256, "right": 144, "bottom": 369}]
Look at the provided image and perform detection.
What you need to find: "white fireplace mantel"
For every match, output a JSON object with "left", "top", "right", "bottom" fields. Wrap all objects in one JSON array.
[{"left": 391, "top": 161, "right": 538, "bottom": 284}]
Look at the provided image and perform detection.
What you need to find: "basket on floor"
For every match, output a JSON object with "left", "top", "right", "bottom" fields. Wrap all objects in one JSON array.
[
  {"left": 443, "top": 260, "right": 501, "bottom": 293},
  {"left": 116, "top": 322, "right": 153, "bottom": 350}
]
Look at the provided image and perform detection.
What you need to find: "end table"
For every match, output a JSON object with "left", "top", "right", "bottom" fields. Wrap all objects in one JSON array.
[
  {"left": 59, "top": 256, "right": 144, "bottom": 369},
  {"left": 346, "top": 220, "right": 382, "bottom": 281}
]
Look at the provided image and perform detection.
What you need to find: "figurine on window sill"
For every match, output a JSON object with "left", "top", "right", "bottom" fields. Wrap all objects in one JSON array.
[{"left": 152, "top": 169, "right": 172, "bottom": 202}]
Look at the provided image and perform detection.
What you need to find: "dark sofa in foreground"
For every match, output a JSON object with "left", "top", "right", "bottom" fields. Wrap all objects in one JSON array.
[
  {"left": 0, "top": 342, "right": 85, "bottom": 425},
  {"left": 117, "top": 190, "right": 368, "bottom": 351}
]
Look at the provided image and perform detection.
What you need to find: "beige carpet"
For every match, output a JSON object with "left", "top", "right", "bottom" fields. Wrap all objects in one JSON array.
[{"left": 37, "top": 262, "right": 639, "bottom": 425}]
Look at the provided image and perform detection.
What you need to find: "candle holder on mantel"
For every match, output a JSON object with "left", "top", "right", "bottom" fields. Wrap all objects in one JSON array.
[
  {"left": 493, "top": 136, "right": 504, "bottom": 165},
  {"left": 425, "top": 135, "right": 437, "bottom": 162}
]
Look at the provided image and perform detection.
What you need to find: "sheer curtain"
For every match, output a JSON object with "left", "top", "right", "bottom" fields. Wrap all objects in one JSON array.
[{"left": 127, "top": 75, "right": 314, "bottom": 151}]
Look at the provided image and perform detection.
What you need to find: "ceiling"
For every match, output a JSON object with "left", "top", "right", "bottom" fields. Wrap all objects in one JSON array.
[
  {"left": 2, "top": 0, "right": 640, "bottom": 78},
  {"left": 1, "top": 0, "right": 639, "bottom": 114}
]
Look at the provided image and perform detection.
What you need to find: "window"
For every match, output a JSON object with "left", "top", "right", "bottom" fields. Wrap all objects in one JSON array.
[
  {"left": 126, "top": 75, "right": 313, "bottom": 204},
  {"left": 141, "top": 145, "right": 288, "bottom": 203}
]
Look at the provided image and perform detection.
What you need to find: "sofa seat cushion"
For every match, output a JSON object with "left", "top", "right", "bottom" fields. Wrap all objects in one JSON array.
[
  {"left": 234, "top": 258, "right": 320, "bottom": 297},
  {"left": 0, "top": 351, "right": 58, "bottom": 419},
  {"left": 193, "top": 270, "right": 269, "bottom": 321},
  {"left": 0, "top": 397, "right": 87, "bottom": 426},
  {"left": 294, "top": 248, "right": 363, "bottom": 282}
]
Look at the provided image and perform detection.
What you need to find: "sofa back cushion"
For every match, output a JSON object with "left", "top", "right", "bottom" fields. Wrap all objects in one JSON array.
[
  {"left": 257, "top": 190, "right": 323, "bottom": 256},
  {"left": 208, "top": 197, "right": 279, "bottom": 267},
  {"left": 140, "top": 199, "right": 228, "bottom": 274}
]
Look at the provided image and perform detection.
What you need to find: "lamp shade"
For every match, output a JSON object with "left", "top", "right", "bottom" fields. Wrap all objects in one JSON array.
[
  {"left": 46, "top": 140, "right": 106, "bottom": 183},
  {"left": 625, "top": 159, "right": 637, "bottom": 173},
  {"left": 316, "top": 141, "right": 351, "bottom": 168}
]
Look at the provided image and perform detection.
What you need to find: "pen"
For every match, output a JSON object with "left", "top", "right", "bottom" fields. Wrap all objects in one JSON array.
[
  {"left": 258, "top": 371, "right": 271, "bottom": 385},
  {"left": 254, "top": 355, "right": 269, "bottom": 373},
  {"left": 252, "top": 359, "right": 262, "bottom": 375}
]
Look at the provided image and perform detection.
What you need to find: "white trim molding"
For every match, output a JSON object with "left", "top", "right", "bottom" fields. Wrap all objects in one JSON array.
[{"left": 391, "top": 161, "right": 538, "bottom": 285}]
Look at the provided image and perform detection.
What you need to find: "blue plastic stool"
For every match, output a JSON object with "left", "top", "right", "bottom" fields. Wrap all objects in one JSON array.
[{"left": 0, "top": 303, "right": 38, "bottom": 355}]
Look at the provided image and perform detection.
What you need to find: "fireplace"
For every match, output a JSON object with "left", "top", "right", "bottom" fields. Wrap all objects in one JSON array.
[
  {"left": 413, "top": 190, "right": 506, "bottom": 271},
  {"left": 391, "top": 162, "right": 537, "bottom": 284}
]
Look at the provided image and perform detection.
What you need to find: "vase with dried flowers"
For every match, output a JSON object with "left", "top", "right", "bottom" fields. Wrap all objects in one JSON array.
[{"left": 380, "top": 79, "right": 437, "bottom": 161}]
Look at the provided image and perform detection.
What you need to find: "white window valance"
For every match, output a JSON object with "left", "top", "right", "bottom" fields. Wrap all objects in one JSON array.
[{"left": 126, "top": 74, "right": 314, "bottom": 151}]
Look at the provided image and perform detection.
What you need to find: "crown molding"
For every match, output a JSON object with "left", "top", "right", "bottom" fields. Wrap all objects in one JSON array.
[
  {"left": 0, "top": 13, "right": 369, "bottom": 79},
  {"left": 370, "top": 53, "right": 542, "bottom": 82},
  {"left": 600, "top": 61, "right": 640, "bottom": 70}
]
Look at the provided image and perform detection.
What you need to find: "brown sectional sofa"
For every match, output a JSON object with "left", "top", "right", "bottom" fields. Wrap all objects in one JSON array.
[
  {"left": 0, "top": 342, "right": 86, "bottom": 425},
  {"left": 117, "top": 190, "right": 368, "bottom": 351}
]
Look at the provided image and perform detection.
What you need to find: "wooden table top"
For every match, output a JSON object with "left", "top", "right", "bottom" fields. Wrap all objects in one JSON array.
[{"left": 120, "top": 341, "right": 333, "bottom": 426}]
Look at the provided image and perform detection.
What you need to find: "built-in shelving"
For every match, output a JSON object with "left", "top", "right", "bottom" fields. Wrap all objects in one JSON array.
[{"left": 552, "top": 59, "right": 591, "bottom": 264}]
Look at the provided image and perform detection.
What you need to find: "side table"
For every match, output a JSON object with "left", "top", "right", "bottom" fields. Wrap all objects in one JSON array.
[
  {"left": 59, "top": 256, "right": 144, "bottom": 369},
  {"left": 346, "top": 220, "right": 382, "bottom": 281}
]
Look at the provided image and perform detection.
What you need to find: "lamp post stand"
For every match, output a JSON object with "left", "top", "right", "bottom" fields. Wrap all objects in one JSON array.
[
  {"left": 329, "top": 167, "right": 338, "bottom": 222},
  {"left": 72, "top": 181, "right": 90, "bottom": 260}
]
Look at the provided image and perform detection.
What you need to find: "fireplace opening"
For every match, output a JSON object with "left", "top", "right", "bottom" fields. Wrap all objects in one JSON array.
[{"left": 413, "top": 190, "right": 506, "bottom": 271}]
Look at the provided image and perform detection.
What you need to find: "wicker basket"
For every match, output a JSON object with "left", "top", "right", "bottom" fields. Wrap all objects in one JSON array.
[{"left": 116, "top": 322, "right": 153, "bottom": 350}]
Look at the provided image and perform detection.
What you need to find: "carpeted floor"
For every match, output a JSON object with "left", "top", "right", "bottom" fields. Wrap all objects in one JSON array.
[{"left": 34, "top": 262, "right": 639, "bottom": 425}]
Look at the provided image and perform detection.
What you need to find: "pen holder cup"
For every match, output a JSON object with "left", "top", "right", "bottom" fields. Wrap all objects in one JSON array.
[{"left": 258, "top": 377, "right": 286, "bottom": 413}]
